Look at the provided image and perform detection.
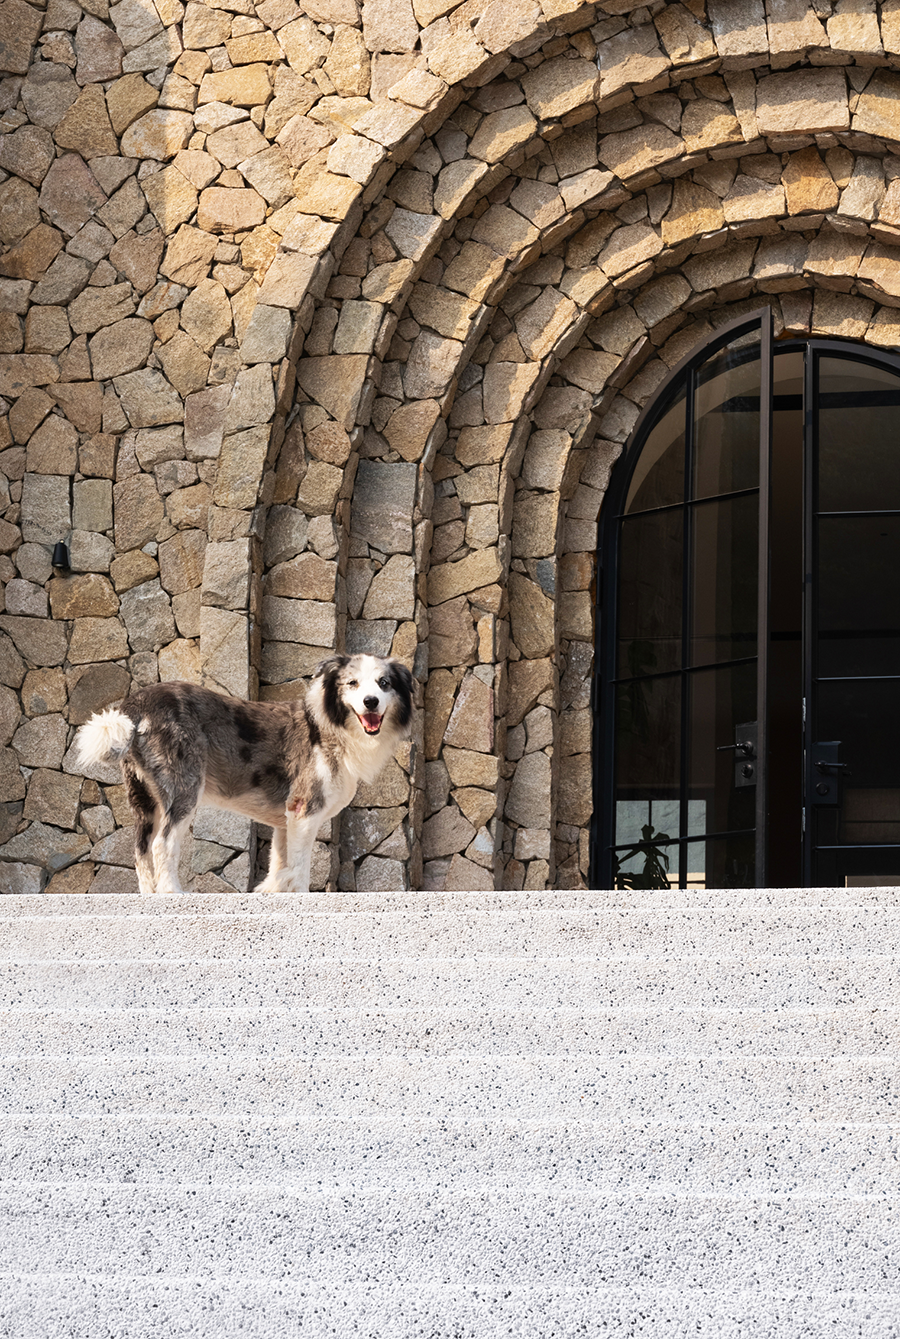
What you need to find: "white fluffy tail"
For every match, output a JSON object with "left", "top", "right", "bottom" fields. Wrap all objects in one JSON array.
[{"left": 75, "top": 708, "right": 135, "bottom": 770}]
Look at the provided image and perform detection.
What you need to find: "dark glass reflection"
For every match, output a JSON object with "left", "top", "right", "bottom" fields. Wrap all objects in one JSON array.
[
  {"left": 690, "top": 493, "right": 758, "bottom": 667},
  {"left": 618, "top": 509, "right": 683, "bottom": 677},
  {"left": 817, "top": 517, "right": 900, "bottom": 678},
  {"left": 688, "top": 661, "right": 757, "bottom": 840},
  {"left": 693, "top": 342, "right": 761, "bottom": 500},
  {"left": 615, "top": 674, "right": 680, "bottom": 801},
  {"left": 625, "top": 388, "right": 686, "bottom": 514},
  {"left": 818, "top": 356, "right": 900, "bottom": 512},
  {"left": 684, "top": 834, "right": 755, "bottom": 889}
]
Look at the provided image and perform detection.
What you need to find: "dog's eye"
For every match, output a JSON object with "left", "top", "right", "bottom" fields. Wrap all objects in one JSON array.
[
  {"left": 348, "top": 680, "right": 358, "bottom": 688},
  {"left": 378, "top": 677, "right": 390, "bottom": 690}
]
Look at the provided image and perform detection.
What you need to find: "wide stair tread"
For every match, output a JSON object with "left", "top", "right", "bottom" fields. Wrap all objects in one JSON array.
[{"left": 1, "top": 888, "right": 898, "bottom": 1337}]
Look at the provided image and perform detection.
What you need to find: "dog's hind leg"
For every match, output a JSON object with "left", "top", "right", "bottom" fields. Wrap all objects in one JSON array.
[
  {"left": 123, "top": 763, "right": 160, "bottom": 896},
  {"left": 151, "top": 782, "right": 202, "bottom": 895}
]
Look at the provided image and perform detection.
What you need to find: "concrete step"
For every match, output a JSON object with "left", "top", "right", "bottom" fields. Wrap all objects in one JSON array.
[
  {"left": 0, "top": 1184, "right": 897, "bottom": 1289},
  {"left": 2, "top": 1054, "right": 897, "bottom": 1120},
  {"left": 5, "top": 887, "right": 900, "bottom": 917},
  {"left": 2, "top": 906, "right": 899, "bottom": 960},
  {"left": 2, "top": 1277, "right": 898, "bottom": 1339},
  {"left": 2, "top": 1116, "right": 899, "bottom": 1195},
  {"left": 3, "top": 956, "right": 897, "bottom": 1009},
  {"left": 2, "top": 1005, "right": 900, "bottom": 1056}
]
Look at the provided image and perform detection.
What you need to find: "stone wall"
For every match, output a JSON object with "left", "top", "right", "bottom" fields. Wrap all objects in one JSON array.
[{"left": 3, "top": 0, "right": 900, "bottom": 892}]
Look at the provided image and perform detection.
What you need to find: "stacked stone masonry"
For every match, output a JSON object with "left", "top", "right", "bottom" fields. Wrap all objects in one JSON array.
[{"left": 2, "top": 0, "right": 900, "bottom": 891}]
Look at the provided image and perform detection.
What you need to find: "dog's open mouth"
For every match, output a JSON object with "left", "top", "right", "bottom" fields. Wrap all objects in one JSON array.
[{"left": 359, "top": 712, "right": 383, "bottom": 735}]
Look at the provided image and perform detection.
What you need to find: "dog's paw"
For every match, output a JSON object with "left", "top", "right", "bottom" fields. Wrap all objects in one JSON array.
[{"left": 254, "top": 871, "right": 309, "bottom": 895}]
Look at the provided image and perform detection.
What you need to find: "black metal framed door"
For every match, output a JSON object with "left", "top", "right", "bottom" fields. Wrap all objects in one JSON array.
[
  {"left": 804, "top": 343, "right": 900, "bottom": 887},
  {"left": 592, "top": 310, "right": 773, "bottom": 890}
]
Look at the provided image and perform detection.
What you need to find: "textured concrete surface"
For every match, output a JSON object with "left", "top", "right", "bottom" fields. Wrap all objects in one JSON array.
[{"left": 1, "top": 889, "right": 899, "bottom": 1336}]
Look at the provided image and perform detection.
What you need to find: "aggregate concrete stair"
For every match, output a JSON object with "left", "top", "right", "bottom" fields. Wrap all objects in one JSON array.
[{"left": 1, "top": 888, "right": 899, "bottom": 1337}]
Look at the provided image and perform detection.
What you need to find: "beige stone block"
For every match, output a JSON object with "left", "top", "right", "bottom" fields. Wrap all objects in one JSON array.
[
  {"left": 326, "top": 134, "right": 385, "bottom": 186},
  {"left": 325, "top": 25, "right": 370, "bottom": 97},
  {"left": 812, "top": 288, "right": 874, "bottom": 338},
  {"left": 599, "top": 222, "right": 664, "bottom": 279},
  {"left": 333, "top": 300, "right": 382, "bottom": 355},
  {"left": 294, "top": 170, "right": 363, "bottom": 221},
  {"left": 443, "top": 747, "right": 499, "bottom": 790},
  {"left": 756, "top": 68, "right": 849, "bottom": 135},
  {"left": 828, "top": 0, "right": 883, "bottom": 55},
  {"left": 178, "top": 278, "right": 232, "bottom": 354},
  {"left": 782, "top": 146, "right": 839, "bottom": 215},
  {"left": 296, "top": 460, "right": 343, "bottom": 516},
  {"left": 428, "top": 548, "right": 502, "bottom": 606},
  {"left": 24, "top": 306, "right": 69, "bottom": 357},
  {"left": 508, "top": 570, "right": 554, "bottom": 659},
  {"left": 419, "top": 17, "right": 486, "bottom": 84},
  {"left": 434, "top": 159, "right": 490, "bottom": 221},
  {"left": 159, "top": 225, "right": 217, "bottom": 287},
  {"left": 362, "top": 553, "right": 416, "bottom": 620},
  {"left": 384, "top": 207, "right": 443, "bottom": 263},
  {"left": 804, "top": 225, "right": 865, "bottom": 280},
  {"left": 482, "top": 362, "right": 541, "bottom": 424},
  {"left": 110, "top": 549, "right": 158, "bottom": 594},
  {"left": 139, "top": 165, "right": 197, "bottom": 236},
  {"left": 469, "top": 106, "right": 538, "bottom": 166},
  {"left": 278, "top": 114, "right": 336, "bottom": 168},
  {"left": 215, "top": 425, "right": 269, "bottom": 509},
  {"left": 197, "top": 187, "right": 266, "bottom": 234},
  {"left": 767, "top": 0, "right": 828, "bottom": 57},
  {"left": 68, "top": 617, "right": 130, "bottom": 664},
  {"left": 267, "top": 552, "right": 336, "bottom": 601},
  {"left": 0, "top": 125, "right": 54, "bottom": 190},
  {"left": 120, "top": 108, "right": 193, "bottom": 160},
  {"left": 512, "top": 491, "right": 557, "bottom": 558},
  {"left": 857, "top": 244, "right": 900, "bottom": 300},
  {"left": 515, "top": 287, "right": 576, "bottom": 361},
  {"left": 114, "top": 368, "right": 183, "bottom": 429},
  {"left": 655, "top": 2, "right": 717, "bottom": 62},
  {"left": 206, "top": 121, "right": 267, "bottom": 168},
  {"left": 159, "top": 530, "right": 206, "bottom": 596},
  {"left": 69, "top": 283, "right": 136, "bottom": 336},
  {"left": 238, "top": 145, "right": 294, "bottom": 209},
  {"left": 707, "top": 0, "right": 767, "bottom": 57},
  {"left": 681, "top": 99, "right": 743, "bottom": 154},
  {"left": 200, "top": 605, "right": 250, "bottom": 698},
  {"left": 113, "top": 473, "right": 165, "bottom": 552},
  {"left": 455, "top": 466, "right": 499, "bottom": 507},
  {"left": 424, "top": 668, "right": 457, "bottom": 759},
  {"left": 54, "top": 83, "right": 118, "bottom": 160},
  {"left": 88, "top": 317, "right": 155, "bottom": 381},
  {"left": 837, "top": 156, "right": 885, "bottom": 222},
  {"left": 557, "top": 750, "right": 591, "bottom": 826},
  {"left": 598, "top": 124, "right": 683, "bottom": 183},
  {"left": 384, "top": 399, "right": 441, "bottom": 461},
  {"left": 404, "top": 329, "right": 462, "bottom": 399},
  {"left": 198, "top": 64, "right": 273, "bottom": 107},
  {"left": 596, "top": 24, "right": 670, "bottom": 99},
  {"left": 522, "top": 429, "right": 571, "bottom": 491},
  {"left": 506, "top": 749, "right": 550, "bottom": 828},
  {"left": 297, "top": 354, "right": 370, "bottom": 431},
  {"left": 388, "top": 67, "right": 444, "bottom": 111},
  {"left": 429, "top": 595, "right": 476, "bottom": 669},
  {"left": 442, "top": 241, "right": 506, "bottom": 303},
  {"left": 157, "top": 330, "right": 210, "bottom": 398},
  {"left": 456, "top": 424, "right": 512, "bottom": 467},
  {"left": 722, "top": 175, "right": 786, "bottom": 223},
  {"left": 347, "top": 99, "right": 420, "bottom": 150}
]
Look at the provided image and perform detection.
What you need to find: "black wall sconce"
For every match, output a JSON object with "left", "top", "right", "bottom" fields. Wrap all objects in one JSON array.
[{"left": 51, "top": 542, "right": 69, "bottom": 570}]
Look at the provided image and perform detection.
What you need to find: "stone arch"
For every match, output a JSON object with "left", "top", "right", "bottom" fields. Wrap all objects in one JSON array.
[{"left": 9, "top": 0, "right": 900, "bottom": 890}]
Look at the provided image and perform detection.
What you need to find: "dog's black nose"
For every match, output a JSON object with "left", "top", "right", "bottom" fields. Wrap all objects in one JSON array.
[{"left": 363, "top": 695, "right": 380, "bottom": 710}]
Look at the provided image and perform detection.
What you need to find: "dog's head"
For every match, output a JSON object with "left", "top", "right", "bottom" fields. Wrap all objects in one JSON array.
[{"left": 310, "top": 654, "right": 414, "bottom": 740}]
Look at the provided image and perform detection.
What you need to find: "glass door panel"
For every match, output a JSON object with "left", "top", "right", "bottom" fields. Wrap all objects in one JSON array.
[
  {"left": 809, "top": 349, "right": 900, "bottom": 887},
  {"left": 600, "top": 311, "right": 770, "bottom": 890},
  {"left": 617, "top": 508, "right": 683, "bottom": 677},
  {"left": 690, "top": 494, "right": 758, "bottom": 667}
]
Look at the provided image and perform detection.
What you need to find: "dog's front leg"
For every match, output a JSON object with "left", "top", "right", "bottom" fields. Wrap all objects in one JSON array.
[{"left": 280, "top": 810, "right": 319, "bottom": 895}]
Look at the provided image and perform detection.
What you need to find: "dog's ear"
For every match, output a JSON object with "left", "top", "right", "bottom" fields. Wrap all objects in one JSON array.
[
  {"left": 312, "top": 655, "right": 348, "bottom": 680},
  {"left": 313, "top": 655, "right": 350, "bottom": 727},
  {"left": 387, "top": 659, "right": 414, "bottom": 730}
]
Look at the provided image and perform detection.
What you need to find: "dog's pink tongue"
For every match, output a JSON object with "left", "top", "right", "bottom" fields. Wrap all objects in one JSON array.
[{"left": 362, "top": 713, "right": 382, "bottom": 732}]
